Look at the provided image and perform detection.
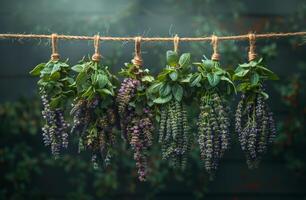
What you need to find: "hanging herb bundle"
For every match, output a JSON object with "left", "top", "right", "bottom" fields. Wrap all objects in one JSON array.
[
  {"left": 148, "top": 48, "right": 192, "bottom": 169},
  {"left": 29, "top": 34, "right": 73, "bottom": 158},
  {"left": 70, "top": 36, "right": 118, "bottom": 167},
  {"left": 190, "top": 36, "right": 235, "bottom": 176},
  {"left": 234, "top": 34, "right": 278, "bottom": 169},
  {"left": 192, "top": 54, "right": 235, "bottom": 176},
  {"left": 117, "top": 40, "right": 155, "bottom": 180}
]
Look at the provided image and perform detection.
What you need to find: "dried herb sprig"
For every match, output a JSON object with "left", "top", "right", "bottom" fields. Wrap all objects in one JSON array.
[
  {"left": 192, "top": 57, "right": 235, "bottom": 176},
  {"left": 117, "top": 62, "right": 155, "bottom": 181},
  {"left": 30, "top": 59, "right": 74, "bottom": 158},
  {"left": 148, "top": 50, "right": 193, "bottom": 169},
  {"left": 70, "top": 57, "right": 118, "bottom": 167},
  {"left": 234, "top": 58, "right": 278, "bottom": 168}
]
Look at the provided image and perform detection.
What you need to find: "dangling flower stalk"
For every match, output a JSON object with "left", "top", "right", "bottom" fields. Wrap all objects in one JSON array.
[
  {"left": 234, "top": 33, "right": 278, "bottom": 168},
  {"left": 29, "top": 34, "right": 73, "bottom": 158},
  {"left": 70, "top": 35, "right": 118, "bottom": 167},
  {"left": 117, "top": 37, "right": 155, "bottom": 181}
]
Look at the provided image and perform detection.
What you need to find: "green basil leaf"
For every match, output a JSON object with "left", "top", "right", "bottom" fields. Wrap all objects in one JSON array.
[
  {"left": 221, "top": 76, "right": 236, "bottom": 94},
  {"left": 141, "top": 75, "right": 154, "bottom": 82},
  {"left": 76, "top": 71, "right": 87, "bottom": 86},
  {"left": 260, "top": 91, "right": 269, "bottom": 100},
  {"left": 51, "top": 64, "right": 61, "bottom": 75},
  {"left": 82, "top": 86, "right": 93, "bottom": 97},
  {"left": 203, "top": 59, "right": 214, "bottom": 68},
  {"left": 190, "top": 74, "right": 202, "bottom": 87},
  {"left": 97, "top": 88, "right": 113, "bottom": 96},
  {"left": 166, "top": 50, "right": 179, "bottom": 66},
  {"left": 153, "top": 95, "right": 172, "bottom": 104},
  {"left": 29, "top": 63, "right": 45, "bottom": 76},
  {"left": 172, "top": 84, "right": 183, "bottom": 102},
  {"left": 97, "top": 74, "right": 108, "bottom": 88},
  {"left": 250, "top": 72, "right": 259, "bottom": 86},
  {"left": 207, "top": 73, "right": 220, "bottom": 87},
  {"left": 147, "top": 82, "right": 162, "bottom": 94},
  {"left": 179, "top": 53, "right": 191, "bottom": 67},
  {"left": 234, "top": 69, "right": 249, "bottom": 77},
  {"left": 72, "top": 64, "right": 84, "bottom": 72},
  {"left": 169, "top": 71, "right": 178, "bottom": 81},
  {"left": 159, "top": 83, "right": 171, "bottom": 97}
]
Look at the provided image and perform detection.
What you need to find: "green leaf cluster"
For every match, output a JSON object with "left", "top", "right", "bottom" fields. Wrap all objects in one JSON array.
[
  {"left": 192, "top": 56, "right": 236, "bottom": 95},
  {"left": 147, "top": 51, "right": 192, "bottom": 104},
  {"left": 29, "top": 59, "right": 74, "bottom": 108},
  {"left": 233, "top": 58, "right": 278, "bottom": 99},
  {"left": 71, "top": 58, "right": 118, "bottom": 103}
]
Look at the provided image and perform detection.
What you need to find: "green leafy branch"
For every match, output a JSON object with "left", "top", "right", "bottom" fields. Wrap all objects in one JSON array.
[
  {"left": 147, "top": 50, "right": 192, "bottom": 104},
  {"left": 233, "top": 58, "right": 278, "bottom": 99}
]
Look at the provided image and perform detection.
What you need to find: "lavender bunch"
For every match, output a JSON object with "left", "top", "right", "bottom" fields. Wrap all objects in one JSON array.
[
  {"left": 192, "top": 58, "right": 234, "bottom": 176},
  {"left": 117, "top": 62, "right": 154, "bottom": 181},
  {"left": 30, "top": 60, "right": 73, "bottom": 158},
  {"left": 233, "top": 58, "right": 278, "bottom": 168},
  {"left": 70, "top": 58, "right": 118, "bottom": 167},
  {"left": 235, "top": 91, "right": 276, "bottom": 168},
  {"left": 158, "top": 101, "right": 190, "bottom": 169},
  {"left": 198, "top": 92, "right": 231, "bottom": 175}
]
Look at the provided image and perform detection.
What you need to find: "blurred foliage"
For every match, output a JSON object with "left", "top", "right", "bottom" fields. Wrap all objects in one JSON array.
[{"left": 273, "top": 62, "right": 306, "bottom": 179}]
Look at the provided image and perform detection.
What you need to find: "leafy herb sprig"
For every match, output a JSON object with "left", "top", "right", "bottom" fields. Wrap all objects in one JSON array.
[
  {"left": 234, "top": 58, "right": 278, "bottom": 168},
  {"left": 70, "top": 57, "right": 118, "bottom": 168},
  {"left": 148, "top": 50, "right": 192, "bottom": 169},
  {"left": 192, "top": 56, "right": 234, "bottom": 177},
  {"left": 30, "top": 59, "right": 74, "bottom": 158},
  {"left": 117, "top": 62, "right": 154, "bottom": 181}
]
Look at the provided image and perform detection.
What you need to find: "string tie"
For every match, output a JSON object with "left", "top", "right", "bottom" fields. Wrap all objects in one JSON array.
[
  {"left": 92, "top": 34, "right": 102, "bottom": 62},
  {"left": 211, "top": 34, "right": 220, "bottom": 61},
  {"left": 248, "top": 33, "right": 257, "bottom": 61},
  {"left": 132, "top": 36, "right": 143, "bottom": 66},
  {"left": 173, "top": 34, "right": 179, "bottom": 53},
  {"left": 51, "top": 33, "right": 60, "bottom": 61}
]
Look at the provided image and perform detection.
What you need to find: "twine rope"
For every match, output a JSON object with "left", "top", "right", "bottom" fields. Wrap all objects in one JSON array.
[
  {"left": 51, "top": 33, "right": 60, "bottom": 61},
  {"left": 211, "top": 34, "right": 220, "bottom": 61},
  {"left": 92, "top": 34, "right": 102, "bottom": 62},
  {"left": 0, "top": 31, "right": 305, "bottom": 42},
  {"left": 248, "top": 33, "right": 257, "bottom": 61},
  {"left": 132, "top": 36, "right": 143, "bottom": 66},
  {"left": 173, "top": 34, "right": 180, "bottom": 53}
]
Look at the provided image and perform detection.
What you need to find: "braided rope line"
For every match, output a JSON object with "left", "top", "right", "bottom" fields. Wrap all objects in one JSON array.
[{"left": 0, "top": 31, "right": 305, "bottom": 42}]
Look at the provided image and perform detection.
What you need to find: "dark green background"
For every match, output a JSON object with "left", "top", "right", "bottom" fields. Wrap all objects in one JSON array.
[{"left": 0, "top": 0, "right": 305, "bottom": 199}]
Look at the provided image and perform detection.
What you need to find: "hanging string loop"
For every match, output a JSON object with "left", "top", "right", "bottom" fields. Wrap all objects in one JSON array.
[
  {"left": 92, "top": 34, "right": 102, "bottom": 62},
  {"left": 51, "top": 33, "right": 60, "bottom": 61},
  {"left": 211, "top": 34, "right": 220, "bottom": 61},
  {"left": 248, "top": 33, "right": 257, "bottom": 61},
  {"left": 132, "top": 36, "right": 143, "bottom": 66}
]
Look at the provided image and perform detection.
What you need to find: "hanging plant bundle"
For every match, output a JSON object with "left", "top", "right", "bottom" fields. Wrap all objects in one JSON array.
[
  {"left": 117, "top": 62, "right": 155, "bottom": 181},
  {"left": 148, "top": 50, "right": 192, "bottom": 169},
  {"left": 70, "top": 57, "right": 118, "bottom": 167},
  {"left": 30, "top": 59, "right": 74, "bottom": 158},
  {"left": 192, "top": 57, "right": 235, "bottom": 176},
  {"left": 234, "top": 58, "right": 278, "bottom": 169}
]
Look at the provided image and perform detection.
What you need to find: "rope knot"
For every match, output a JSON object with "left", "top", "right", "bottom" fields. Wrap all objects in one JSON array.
[
  {"left": 248, "top": 33, "right": 257, "bottom": 61},
  {"left": 132, "top": 36, "right": 143, "bottom": 66},
  {"left": 211, "top": 34, "right": 220, "bottom": 61},
  {"left": 92, "top": 34, "right": 101, "bottom": 62},
  {"left": 51, "top": 33, "right": 60, "bottom": 61}
]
